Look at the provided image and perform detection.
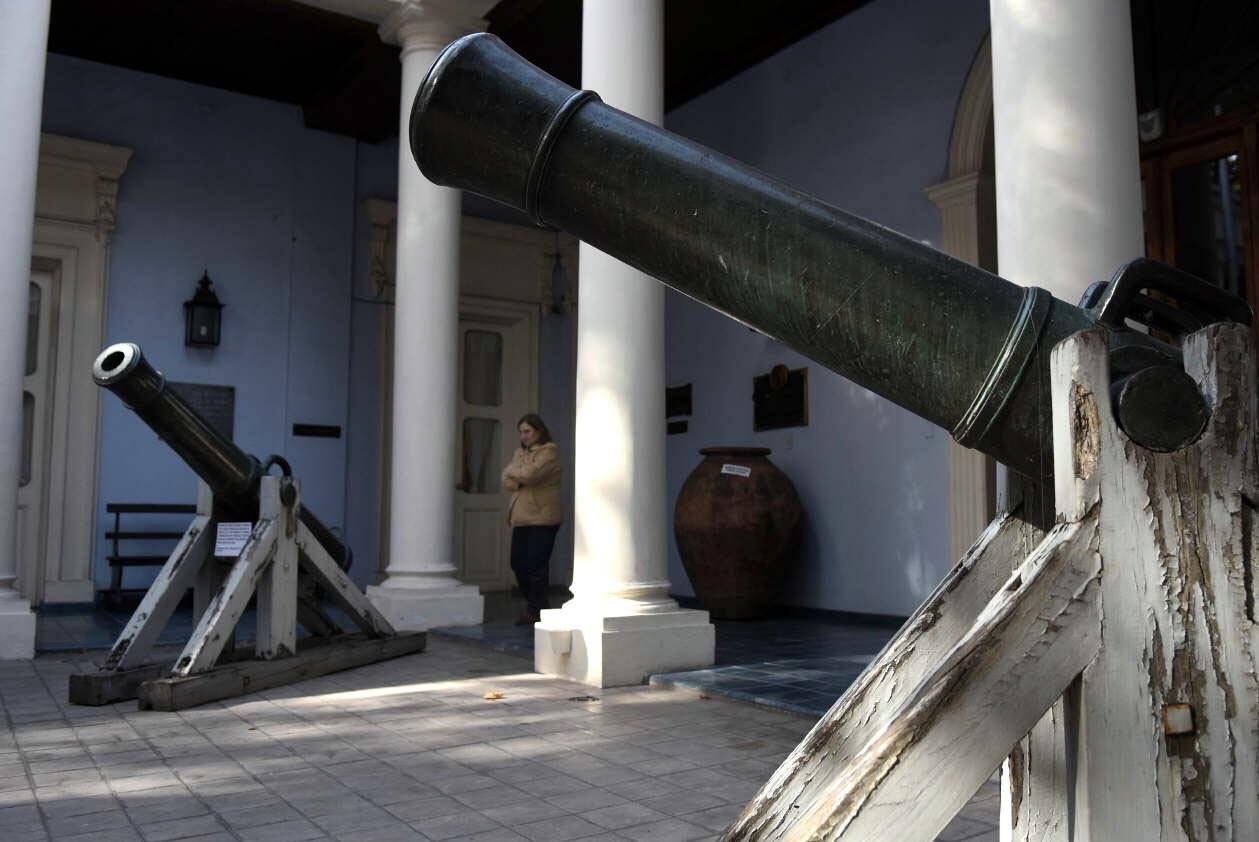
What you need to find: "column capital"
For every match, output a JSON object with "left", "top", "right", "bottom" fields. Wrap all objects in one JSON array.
[{"left": 379, "top": 0, "right": 492, "bottom": 53}]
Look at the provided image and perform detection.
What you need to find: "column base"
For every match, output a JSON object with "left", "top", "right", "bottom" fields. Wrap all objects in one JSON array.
[
  {"left": 0, "top": 598, "right": 35, "bottom": 660},
  {"left": 367, "top": 582, "right": 484, "bottom": 631},
  {"left": 535, "top": 603, "right": 714, "bottom": 688}
]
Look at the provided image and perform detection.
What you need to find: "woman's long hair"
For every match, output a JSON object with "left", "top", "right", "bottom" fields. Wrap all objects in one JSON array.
[{"left": 517, "top": 413, "right": 553, "bottom": 445}]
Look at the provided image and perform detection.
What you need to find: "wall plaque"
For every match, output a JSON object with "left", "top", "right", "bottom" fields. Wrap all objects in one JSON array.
[
  {"left": 168, "top": 381, "right": 235, "bottom": 440},
  {"left": 666, "top": 383, "right": 693, "bottom": 418},
  {"left": 753, "top": 365, "right": 808, "bottom": 431}
]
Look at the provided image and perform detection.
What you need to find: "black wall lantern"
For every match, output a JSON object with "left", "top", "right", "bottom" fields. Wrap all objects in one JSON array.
[{"left": 184, "top": 271, "right": 223, "bottom": 347}]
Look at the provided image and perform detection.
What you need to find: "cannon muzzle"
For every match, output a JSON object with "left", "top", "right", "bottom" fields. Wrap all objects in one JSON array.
[
  {"left": 93, "top": 342, "right": 352, "bottom": 571},
  {"left": 410, "top": 34, "right": 1252, "bottom": 480}
]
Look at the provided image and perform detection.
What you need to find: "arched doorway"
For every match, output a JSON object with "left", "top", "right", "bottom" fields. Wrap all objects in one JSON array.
[{"left": 925, "top": 35, "right": 998, "bottom": 562}]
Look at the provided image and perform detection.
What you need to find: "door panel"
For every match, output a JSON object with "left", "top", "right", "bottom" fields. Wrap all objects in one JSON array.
[
  {"left": 17, "top": 270, "right": 59, "bottom": 605},
  {"left": 454, "top": 305, "right": 535, "bottom": 590}
]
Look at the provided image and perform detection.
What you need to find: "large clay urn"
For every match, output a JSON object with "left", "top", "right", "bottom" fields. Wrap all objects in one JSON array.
[{"left": 674, "top": 447, "right": 803, "bottom": 619}]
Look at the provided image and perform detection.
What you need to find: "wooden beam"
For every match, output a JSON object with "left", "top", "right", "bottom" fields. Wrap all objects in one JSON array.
[
  {"left": 173, "top": 517, "right": 279, "bottom": 676},
  {"left": 1069, "top": 325, "right": 1259, "bottom": 840},
  {"left": 726, "top": 507, "right": 1041, "bottom": 839},
  {"left": 756, "top": 517, "right": 1100, "bottom": 841},
  {"left": 137, "top": 632, "right": 427, "bottom": 711},
  {"left": 102, "top": 513, "right": 213, "bottom": 671},
  {"left": 296, "top": 521, "right": 394, "bottom": 637},
  {"left": 70, "top": 660, "right": 174, "bottom": 707}
]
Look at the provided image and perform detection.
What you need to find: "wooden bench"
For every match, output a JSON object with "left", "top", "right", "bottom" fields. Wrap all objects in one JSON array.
[{"left": 104, "top": 503, "right": 197, "bottom": 603}]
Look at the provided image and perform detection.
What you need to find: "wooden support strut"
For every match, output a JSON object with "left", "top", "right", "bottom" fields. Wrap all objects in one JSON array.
[
  {"left": 724, "top": 324, "right": 1258, "bottom": 841},
  {"left": 71, "top": 474, "right": 426, "bottom": 711}
]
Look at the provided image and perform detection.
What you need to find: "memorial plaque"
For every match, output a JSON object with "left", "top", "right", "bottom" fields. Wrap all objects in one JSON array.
[
  {"left": 168, "top": 382, "right": 235, "bottom": 440},
  {"left": 666, "top": 383, "right": 693, "bottom": 418},
  {"left": 753, "top": 365, "right": 808, "bottom": 431}
]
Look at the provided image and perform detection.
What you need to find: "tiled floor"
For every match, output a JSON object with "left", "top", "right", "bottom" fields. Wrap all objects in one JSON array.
[
  {"left": 0, "top": 636, "right": 999, "bottom": 841},
  {"left": 437, "top": 612, "right": 898, "bottom": 718}
]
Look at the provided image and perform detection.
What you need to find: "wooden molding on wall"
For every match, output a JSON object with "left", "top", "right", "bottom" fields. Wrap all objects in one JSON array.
[{"left": 31, "top": 133, "right": 133, "bottom": 604}]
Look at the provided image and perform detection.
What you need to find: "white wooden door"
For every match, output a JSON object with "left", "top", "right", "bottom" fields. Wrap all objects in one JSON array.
[
  {"left": 454, "top": 301, "right": 536, "bottom": 590},
  {"left": 17, "top": 270, "right": 59, "bottom": 606}
]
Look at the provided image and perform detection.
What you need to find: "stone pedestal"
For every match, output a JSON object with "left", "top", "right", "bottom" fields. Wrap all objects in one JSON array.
[
  {"left": 536, "top": 604, "right": 714, "bottom": 689},
  {"left": 366, "top": 581, "right": 484, "bottom": 631}
]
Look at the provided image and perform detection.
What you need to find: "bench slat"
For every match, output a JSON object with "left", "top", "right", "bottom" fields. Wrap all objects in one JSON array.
[
  {"left": 106, "top": 555, "right": 172, "bottom": 566},
  {"left": 106, "top": 503, "right": 196, "bottom": 514},
  {"left": 105, "top": 531, "right": 187, "bottom": 541}
]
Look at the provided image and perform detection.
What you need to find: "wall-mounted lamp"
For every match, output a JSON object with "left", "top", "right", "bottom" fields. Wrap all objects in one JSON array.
[{"left": 184, "top": 271, "right": 223, "bottom": 348}]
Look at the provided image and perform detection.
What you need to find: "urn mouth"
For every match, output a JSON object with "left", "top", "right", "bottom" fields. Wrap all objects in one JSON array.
[{"left": 699, "top": 447, "right": 772, "bottom": 457}]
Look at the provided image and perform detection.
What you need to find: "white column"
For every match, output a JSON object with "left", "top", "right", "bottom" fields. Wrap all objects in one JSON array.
[
  {"left": 0, "top": 0, "right": 48, "bottom": 659},
  {"left": 989, "top": 2, "right": 1143, "bottom": 838},
  {"left": 535, "top": 0, "right": 714, "bottom": 687},
  {"left": 366, "top": 0, "right": 491, "bottom": 630},
  {"left": 991, "top": 0, "right": 1144, "bottom": 302}
]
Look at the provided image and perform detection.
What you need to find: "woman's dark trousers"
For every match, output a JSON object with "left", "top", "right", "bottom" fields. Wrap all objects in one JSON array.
[{"left": 510, "top": 524, "right": 559, "bottom": 614}]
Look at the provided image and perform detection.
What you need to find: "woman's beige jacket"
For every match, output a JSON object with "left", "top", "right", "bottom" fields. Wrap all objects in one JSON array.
[{"left": 501, "top": 442, "right": 562, "bottom": 526}]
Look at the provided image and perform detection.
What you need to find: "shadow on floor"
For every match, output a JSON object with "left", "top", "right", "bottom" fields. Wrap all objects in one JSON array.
[
  {"left": 434, "top": 591, "right": 901, "bottom": 718},
  {"left": 38, "top": 588, "right": 902, "bottom": 719}
]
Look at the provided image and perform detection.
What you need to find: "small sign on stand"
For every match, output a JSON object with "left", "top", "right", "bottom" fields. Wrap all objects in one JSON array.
[{"left": 214, "top": 522, "right": 252, "bottom": 558}]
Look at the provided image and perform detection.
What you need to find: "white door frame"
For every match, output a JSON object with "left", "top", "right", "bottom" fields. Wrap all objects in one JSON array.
[
  {"left": 369, "top": 206, "right": 569, "bottom": 583},
  {"left": 27, "top": 134, "right": 132, "bottom": 604},
  {"left": 454, "top": 295, "right": 539, "bottom": 590}
]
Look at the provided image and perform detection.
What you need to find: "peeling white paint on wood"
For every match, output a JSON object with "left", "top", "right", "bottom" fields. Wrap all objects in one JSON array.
[
  {"left": 1069, "top": 325, "right": 1258, "bottom": 841},
  {"left": 725, "top": 510, "right": 1041, "bottom": 840},
  {"left": 724, "top": 324, "right": 1258, "bottom": 841}
]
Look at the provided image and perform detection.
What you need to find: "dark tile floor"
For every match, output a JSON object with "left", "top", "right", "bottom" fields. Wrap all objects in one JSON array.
[
  {"left": 36, "top": 600, "right": 259, "bottom": 652},
  {"left": 434, "top": 591, "right": 901, "bottom": 717}
]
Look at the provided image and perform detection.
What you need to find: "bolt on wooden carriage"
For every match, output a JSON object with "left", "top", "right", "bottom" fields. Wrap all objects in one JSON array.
[{"left": 410, "top": 34, "right": 1258, "bottom": 840}]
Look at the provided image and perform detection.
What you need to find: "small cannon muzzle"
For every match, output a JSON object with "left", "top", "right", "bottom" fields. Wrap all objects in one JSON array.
[
  {"left": 94, "top": 342, "right": 352, "bottom": 571},
  {"left": 408, "top": 33, "right": 1250, "bottom": 480}
]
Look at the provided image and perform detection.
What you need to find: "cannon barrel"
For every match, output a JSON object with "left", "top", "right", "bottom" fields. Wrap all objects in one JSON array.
[
  {"left": 92, "top": 342, "right": 352, "bottom": 570},
  {"left": 407, "top": 34, "right": 1248, "bottom": 479}
]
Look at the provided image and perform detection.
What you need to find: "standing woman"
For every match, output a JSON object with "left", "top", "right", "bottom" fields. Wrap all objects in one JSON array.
[{"left": 501, "top": 413, "right": 562, "bottom": 625}]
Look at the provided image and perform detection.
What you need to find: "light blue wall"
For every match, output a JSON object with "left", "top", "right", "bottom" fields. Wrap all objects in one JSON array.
[
  {"left": 41, "top": 0, "right": 983, "bottom": 614},
  {"left": 662, "top": 0, "right": 991, "bottom": 616},
  {"left": 42, "top": 54, "right": 367, "bottom": 592},
  {"left": 344, "top": 139, "right": 399, "bottom": 589}
]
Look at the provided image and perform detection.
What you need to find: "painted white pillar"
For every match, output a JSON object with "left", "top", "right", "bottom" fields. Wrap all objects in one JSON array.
[
  {"left": 991, "top": 0, "right": 1144, "bottom": 302},
  {"left": 0, "top": 0, "right": 48, "bottom": 659},
  {"left": 535, "top": 0, "right": 715, "bottom": 687},
  {"left": 989, "top": 1, "right": 1143, "bottom": 838},
  {"left": 367, "top": 0, "right": 491, "bottom": 630}
]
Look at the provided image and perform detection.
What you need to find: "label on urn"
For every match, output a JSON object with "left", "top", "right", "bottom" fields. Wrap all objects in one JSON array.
[
  {"left": 720, "top": 464, "right": 752, "bottom": 477},
  {"left": 214, "top": 522, "right": 253, "bottom": 557}
]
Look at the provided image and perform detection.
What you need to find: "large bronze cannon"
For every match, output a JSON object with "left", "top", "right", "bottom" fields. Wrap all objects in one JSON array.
[
  {"left": 408, "top": 34, "right": 1251, "bottom": 485},
  {"left": 92, "top": 342, "right": 352, "bottom": 571}
]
